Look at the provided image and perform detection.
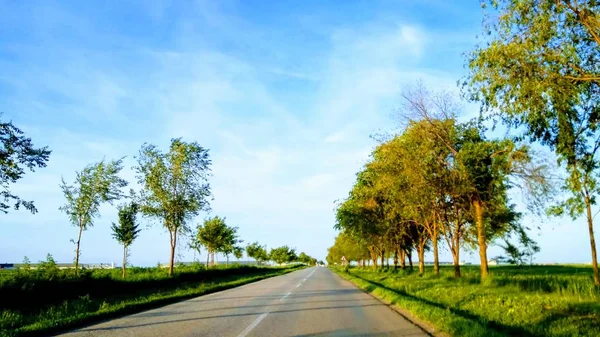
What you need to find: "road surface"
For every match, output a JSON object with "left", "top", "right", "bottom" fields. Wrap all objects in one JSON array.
[{"left": 58, "top": 267, "right": 428, "bottom": 337}]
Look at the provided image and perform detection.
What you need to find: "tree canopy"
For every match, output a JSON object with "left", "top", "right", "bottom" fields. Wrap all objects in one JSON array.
[
  {"left": 0, "top": 117, "right": 51, "bottom": 214},
  {"left": 135, "top": 138, "right": 212, "bottom": 276},
  {"left": 111, "top": 201, "right": 141, "bottom": 278}
]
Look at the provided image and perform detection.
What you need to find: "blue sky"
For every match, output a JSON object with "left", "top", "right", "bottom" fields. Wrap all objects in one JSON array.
[{"left": 0, "top": 0, "right": 594, "bottom": 266}]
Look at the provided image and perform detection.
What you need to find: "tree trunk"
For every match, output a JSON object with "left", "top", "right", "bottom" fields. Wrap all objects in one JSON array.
[
  {"left": 418, "top": 243, "right": 425, "bottom": 276},
  {"left": 393, "top": 246, "right": 399, "bottom": 271},
  {"left": 386, "top": 251, "right": 390, "bottom": 268},
  {"left": 122, "top": 245, "right": 127, "bottom": 279},
  {"left": 452, "top": 247, "right": 461, "bottom": 278},
  {"left": 400, "top": 249, "right": 406, "bottom": 270},
  {"left": 474, "top": 200, "right": 488, "bottom": 279},
  {"left": 210, "top": 251, "right": 215, "bottom": 267},
  {"left": 168, "top": 230, "right": 177, "bottom": 276},
  {"left": 585, "top": 196, "right": 600, "bottom": 286},
  {"left": 407, "top": 250, "right": 413, "bottom": 270},
  {"left": 369, "top": 246, "right": 378, "bottom": 269},
  {"left": 226, "top": 255, "right": 229, "bottom": 267},
  {"left": 380, "top": 248, "right": 385, "bottom": 270},
  {"left": 75, "top": 223, "right": 84, "bottom": 275},
  {"left": 206, "top": 249, "right": 210, "bottom": 267},
  {"left": 433, "top": 223, "right": 439, "bottom": 276},
  {"left": 452, "top": 220, "right": 462, "bottom": 277}
]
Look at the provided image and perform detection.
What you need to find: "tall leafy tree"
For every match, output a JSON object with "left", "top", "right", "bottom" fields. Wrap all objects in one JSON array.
[
  {"left": 466, "top": 0, "right": 600, "bottom": 284},
  {"left": 246, "top": 242, "right": 268, "bottom": 265},
  {"left": 197, "top": 216, "right": 229, "bottom": 267},
  {"left": 135, "top": 138, "right": 211, "bottom": 276},
  {"left": 0, "top": 117, "right": 51, "bottom": 214},
  {"left": 60, "top": 159, "right": 127, "bottom": 274},
  {"left": 270, "top": 246, "right": 297, "bottom": 265},
  {"left": 111, "top": 202, "right": 141, "bottom": 278}
]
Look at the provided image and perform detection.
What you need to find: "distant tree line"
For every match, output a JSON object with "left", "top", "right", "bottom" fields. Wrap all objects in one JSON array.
[{"left": 2, "top": 119, "right": 317, "bottom": 278}]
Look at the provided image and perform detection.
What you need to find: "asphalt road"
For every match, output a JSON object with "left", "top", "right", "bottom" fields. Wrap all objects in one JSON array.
[{"left": 58, "top": 267, "right": 427, "bottom": 337}]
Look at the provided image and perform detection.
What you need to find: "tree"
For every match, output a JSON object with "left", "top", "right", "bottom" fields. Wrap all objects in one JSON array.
[
  {"left": 135, "top": 138, "right": 211, "bottom": 276},
  {"left": 298, "top": 252, "right": 310, "bottom": 264},
  {"left": 246, "top": 242, "right": 268, "bottom": 265},
  {"left": 0, "top": 117, "right": 51, "bottom": 214},
  {"left": 221, "top": 225, "right": 243, "bottom": 267},
  {"left": 233, "top": 246, "right": 244, "bottom": 261},
  {"left": 197, "top": 216, "right": 229, "bottom": 267},
  {"left": 60, "top": 159, "right": 127, "bottom": 274},
  {"left": 466, "top": 0, "right": 599, "bottom": 284},
  {"left": 269, "top": 246, "right": 297, "bottom": 265},
  {"left": 111, "top": 201, "right": 141, "bottom": 278},
  {"left": 326, "top": 231, "right": 370, "bottom": 266}
]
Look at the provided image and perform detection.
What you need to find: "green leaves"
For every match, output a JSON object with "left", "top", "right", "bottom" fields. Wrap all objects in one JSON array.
[
  {"left": 0, "top": 116, "right": 51, "bottom": 214},
  {"left": 467, "top": 0, "right": 600, "bottom": 283},
  {"left": 135, "top": 138, "right": 212, "bottom": 274},
  {"left": 59, "top": 158, "right": 128, "bottom": 230},
  {"left": 269, "top": 246, "right": 297, "bottom": 265},
  {"left": 195, "top": 216, "right": 241, "bottom": 258},
  {"left": 135, "top": 138, "right": 212, "bottom": 234},
  {"left": 111, "top": 202, "right": 141, "bottom": 247},
  {"left": 246, "top": 242, "right": 268, "bottom": 263}
]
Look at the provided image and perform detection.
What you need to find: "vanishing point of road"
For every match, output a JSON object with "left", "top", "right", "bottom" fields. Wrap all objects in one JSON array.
[{"left": 57, "top": 267, "right": 428, "bottom": 337}]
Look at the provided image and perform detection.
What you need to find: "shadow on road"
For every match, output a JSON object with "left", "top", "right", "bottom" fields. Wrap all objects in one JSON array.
[{"left": 81, "top": 303, "right": 385, "bottom": 332}]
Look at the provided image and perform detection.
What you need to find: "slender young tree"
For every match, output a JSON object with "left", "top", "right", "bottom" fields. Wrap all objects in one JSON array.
[
  {"left": 135, "top": 138, "right": 211, "bottom": 276},
  {"left": 60, "top": 159, "right": 127, "bottom": 274},
  {"left": 111, "top": 202, "right": 141, "bottom": 278},
  {"left": 221, "top": 225, "right": 242, "bottom": 267},
  {"left": 0, "top": 117, "right": 51, "bottom": 215}
]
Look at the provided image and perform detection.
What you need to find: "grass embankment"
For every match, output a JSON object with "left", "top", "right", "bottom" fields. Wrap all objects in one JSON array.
[
  {"left": 332, "top": 265, "right": 600, "bottom": 337},
  {"left": 0, "top": 264, "right": 303, "bottom": 337}
]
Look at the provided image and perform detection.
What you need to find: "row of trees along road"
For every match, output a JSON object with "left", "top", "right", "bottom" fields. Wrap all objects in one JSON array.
[
  {"left": 2, "top": 127, "right": 319, "bottom": 278},
  {"left": 331, "top": 0, "right": 600, "bottom": 286},
  {"left": 331, "top": 86, "right": 552, "bottom": 279}
]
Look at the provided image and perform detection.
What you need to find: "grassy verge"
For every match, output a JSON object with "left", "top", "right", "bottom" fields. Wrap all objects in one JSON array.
[
  {"left": 1, "top": 265, "right": 304, "bottom": 337},
  {"left": 331, "top": 265, "right": 600, "bottom": 337}
]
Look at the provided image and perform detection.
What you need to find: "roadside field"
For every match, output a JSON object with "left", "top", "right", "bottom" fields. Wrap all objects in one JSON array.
[
  {"left": 0, "top": 264, "right": 304, "bottom": 337},
  {"left": 331, "top": 265, "right": 600, "bottom": 337}
]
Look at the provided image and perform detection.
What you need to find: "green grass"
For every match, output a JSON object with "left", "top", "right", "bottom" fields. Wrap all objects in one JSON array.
[
  {"left": 0, "top": 264, "right": 304, "bottom": 337},
  {"left": 331, "top": 265, "right": 600, "bottom": 337}
]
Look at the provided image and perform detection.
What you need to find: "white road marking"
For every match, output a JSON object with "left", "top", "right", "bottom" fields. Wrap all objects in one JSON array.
[
  {"left": 237, "top": 279, "right": 300, "bottom": 337},
  {"left": 280, "top": 292, "right": 292, "bottom": 301},
  {"left": 296, "top": 283, "right": 302, "bottom": 288},
  {"left": 236, "top": 312, "right": 269, "bottom": 337}
]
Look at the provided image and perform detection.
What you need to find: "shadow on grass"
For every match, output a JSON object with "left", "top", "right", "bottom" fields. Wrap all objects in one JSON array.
[
  {"left": 532, "top": 301, "right": 600, "bottom": 337},
  {"left": 348, "top": 272, "right": 541, "bottom": 337}
]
